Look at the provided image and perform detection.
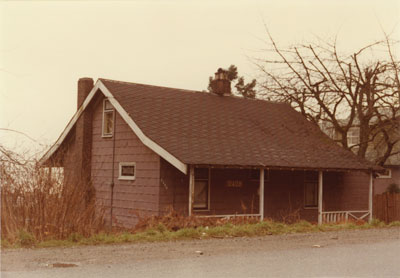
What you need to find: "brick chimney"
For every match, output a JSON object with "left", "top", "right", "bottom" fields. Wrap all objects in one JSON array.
[
  {"left": 77, "top": 77, "right": 94, "bottom": 109},
  {"left": 74, "top": 78, "right": 94, "bottom": 192},
  {"left": 211, "top": 68, "right": 231, "bottom": 96}
]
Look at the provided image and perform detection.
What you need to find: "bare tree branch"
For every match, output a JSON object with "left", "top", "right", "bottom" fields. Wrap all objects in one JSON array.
[{"left": 255, "top": 30, "right": 400, "bottom": 165}]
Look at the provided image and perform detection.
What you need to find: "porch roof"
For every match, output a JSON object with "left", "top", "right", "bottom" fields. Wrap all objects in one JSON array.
[{"left": 101, "top": 79, "right": 377, "bottom": 172}]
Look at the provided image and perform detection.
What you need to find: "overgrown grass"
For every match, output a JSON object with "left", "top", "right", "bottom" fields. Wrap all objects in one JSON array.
[{"left": 3, "top": 219, "right": 398, "bottom": 249}]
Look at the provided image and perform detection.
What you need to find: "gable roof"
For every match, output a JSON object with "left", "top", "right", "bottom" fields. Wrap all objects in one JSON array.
[{"left": 41, "top": 78, "right": 378, "bottom": 174}]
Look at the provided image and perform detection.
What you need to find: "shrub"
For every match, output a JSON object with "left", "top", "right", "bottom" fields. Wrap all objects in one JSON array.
[
  {"left": 369, "top": 219, "right": 385, "bottom": 227},
  {"left": 132, "top": 207, "right": 260, "bottom": 233},
  {"left": 388, "top": 221, "right": 400, "bottom": 227},
  {"left": 386, "top": 183, "right": 400, "bottom": 194},
  {"left": 17, "top": 230, "right": 36, "bottom": 247},
  {"left": 68, "top": 233, "right": 84, "bottom": 243},
  {"left": 1, "top": 148, "right": 106, "bottom": 244}
]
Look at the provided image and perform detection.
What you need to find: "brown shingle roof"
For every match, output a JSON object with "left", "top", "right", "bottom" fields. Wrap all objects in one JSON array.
[{"left": 101, "top": 79, "right": 376, "bottom": 171}]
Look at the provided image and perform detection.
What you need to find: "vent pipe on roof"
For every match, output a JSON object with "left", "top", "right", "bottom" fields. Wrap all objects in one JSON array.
[
  {"left": 210, "top": 68, "right": 231, "bottom": 96},
  {"left": 77, "top": 77, "right": 94, "bottom": 109}
]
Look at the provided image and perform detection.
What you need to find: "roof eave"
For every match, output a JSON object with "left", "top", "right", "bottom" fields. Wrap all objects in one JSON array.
[{"left": 188, "top": 163, "right": 378, "bottom": 172}]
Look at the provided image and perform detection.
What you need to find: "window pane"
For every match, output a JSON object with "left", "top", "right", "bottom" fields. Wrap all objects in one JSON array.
[
  {"left": 194, "top": 168, "right": 209, "bottom": 179},
  {"left": 104, "top": 100, "right": 113, "bottom": 110},
  {"left": 305, "top": 182, "right": 317, "bottom": 207},
  {"left": 104, "top": 111, "right": 114, "bottom": 135},
  {"left": 347, "top": 128, "right": 359, "bottom": 146},
  {"left": 194, "top": 180, "right": 208, "bottom": 209},
  {"left": 121, "top": 165, "right": 135, "bottom": 176}
]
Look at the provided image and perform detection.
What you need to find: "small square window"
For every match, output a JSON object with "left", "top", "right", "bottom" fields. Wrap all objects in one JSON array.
[
  {"left": 102, "top": 99, "right": 114, "bottom": 137},
  {"left": 119, "top": 162, "right": 136, "bottom": 180}
]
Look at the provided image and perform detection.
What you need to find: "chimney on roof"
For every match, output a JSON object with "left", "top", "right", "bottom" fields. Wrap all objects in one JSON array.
[
  {"left": 210, "top": 68, "right": 231, "bottom": 96},
  {"left": 77, "top": 77, "right": 94, "bottom": 109}
]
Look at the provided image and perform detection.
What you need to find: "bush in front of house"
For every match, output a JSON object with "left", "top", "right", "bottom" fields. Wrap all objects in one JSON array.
[
  {"left": 1, "top": 149, "right": 106, "bottom": 245},
  {"left": 386, "top": 183, "right": 400, "bottom": 193}
]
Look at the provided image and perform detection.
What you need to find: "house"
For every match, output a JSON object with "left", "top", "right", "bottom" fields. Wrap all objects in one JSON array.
[
  {"left": 321, "top": 117, "right": 400, "bottom": 195},
  {"left": 40, "top": 70, "right": 380, "bottom": 227}
]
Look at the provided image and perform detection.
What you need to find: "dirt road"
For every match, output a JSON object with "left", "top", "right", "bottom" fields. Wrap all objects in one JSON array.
[{"left": 2, "top": 227, "right": 400, "bottom": 277}]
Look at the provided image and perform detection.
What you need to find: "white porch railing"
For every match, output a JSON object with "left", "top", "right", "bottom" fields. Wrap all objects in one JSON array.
[
  {"left": 195, "top": 214, "right": 261, "bottom": 219},
  {"left": 321, "top": 210, "right": 370, "bottom": 223}
]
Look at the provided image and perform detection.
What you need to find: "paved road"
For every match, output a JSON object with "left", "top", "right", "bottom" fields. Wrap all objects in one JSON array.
[{"left": 2, "top": 228, "right": 400, "bottom": 277}]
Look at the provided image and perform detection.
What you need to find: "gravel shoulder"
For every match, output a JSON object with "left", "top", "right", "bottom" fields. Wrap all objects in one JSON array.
[{"left": 2, "top": 227, "right": 400, "bottom": 272}]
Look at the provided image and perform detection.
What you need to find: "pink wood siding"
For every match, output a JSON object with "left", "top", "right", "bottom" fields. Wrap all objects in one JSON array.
[
  {"left": 159, "top": 158, "right": 189, "bottom": 215},
  {"left": 331, "top": 171, "right": 370, "bottom": 211},
  {"left": 206, "top": 168, "right": 260, "bottom": 215},
  {"left": 61, "top": 130, "right": 79, "bottom": 185},
  {"left": 61, "top": 99, "right": 95, "bottom": 187},
  {"left": 91, "top": 97, "right": 160, "bottom": 227},
  {"left": 374, "top": 167, "right": 400, "bottom": 194}
]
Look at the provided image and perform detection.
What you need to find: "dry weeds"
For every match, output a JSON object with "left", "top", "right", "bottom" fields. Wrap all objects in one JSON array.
[{"left": 1, "top": 148, "right": 105, "bottom": 245}]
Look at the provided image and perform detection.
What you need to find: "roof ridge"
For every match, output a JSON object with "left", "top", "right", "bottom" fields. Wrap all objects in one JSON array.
[
  {"left": 99, "top": 78, "right": 201, "bottom": 94},
  {"left": 99, "top": 78, "right": 285, "bottom": 104}
]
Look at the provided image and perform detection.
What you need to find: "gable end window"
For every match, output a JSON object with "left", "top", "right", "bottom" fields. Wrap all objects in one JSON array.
[
  {"left": 102, "top": 99, "right": 114, "bottom": 137},
  {"left": 304, "top": 171, "right": 318, "bottom": 208},
  {"left": 119, "top": 162, "right": 136, "bottom": 180}
]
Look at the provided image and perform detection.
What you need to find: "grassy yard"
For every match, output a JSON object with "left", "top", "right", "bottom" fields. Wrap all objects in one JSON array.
[{"left": 2, "top": 219, "right": 399, "bottom": 249}]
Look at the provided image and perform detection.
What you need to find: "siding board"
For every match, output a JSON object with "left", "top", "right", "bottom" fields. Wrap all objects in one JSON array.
[{"left": 91, "top": 96, "right": 160, "bottom": 227}]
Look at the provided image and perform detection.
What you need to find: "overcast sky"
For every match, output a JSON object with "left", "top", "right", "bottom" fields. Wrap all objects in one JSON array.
[{"left": 1, "top": 0, "right": 399, "bottom": 156}]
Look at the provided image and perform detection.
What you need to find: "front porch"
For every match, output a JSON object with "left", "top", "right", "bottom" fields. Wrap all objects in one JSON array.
[{"left": 186, "top": 166, "right": 373, "bottom": 224}]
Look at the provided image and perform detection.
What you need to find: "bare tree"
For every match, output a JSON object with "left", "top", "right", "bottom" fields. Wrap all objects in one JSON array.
[{"left": 256, "top": 30, "right": 400, "bottom": 165}]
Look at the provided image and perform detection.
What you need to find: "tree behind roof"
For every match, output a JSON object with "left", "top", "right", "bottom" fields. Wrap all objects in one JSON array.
[
  {"left": 208, "top": 65, "right": 257, "bottom": 99},
  {"left": 256, "top": 30, "right": 400, "bottom": 166}
]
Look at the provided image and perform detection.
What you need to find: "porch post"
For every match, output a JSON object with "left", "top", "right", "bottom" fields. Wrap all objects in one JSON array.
[
  {"left": 318, "top": 170, "right": 323, "bottom": 225},
  {"left": 188, "top": 165, "right": 195, "bottom": 217},
  {"left": 368, "top": 171, "right": 373, "bottom": 223},
  {"left": 259, "top": 168, "right": 264, "bottom": 221}
]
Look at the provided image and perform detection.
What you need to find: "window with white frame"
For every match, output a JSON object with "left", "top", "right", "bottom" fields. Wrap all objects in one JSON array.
[
  {"left": 304, "top": 171, "right": 318, "bottom": 208},
  {"left": 102, "top": 99, "right": 114, "bottom": 137},
  {"left": 347, "top": 127, "right": 360, "bottom": 147},
  {"left": 119, "top": 162, "right": 136, "bottom": 180},
  {"left": 194, "top": 168, "right": 210, "bottom": 210},
  {"left": 377, "top": 168, "right": 392, "bottom": 179}
]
